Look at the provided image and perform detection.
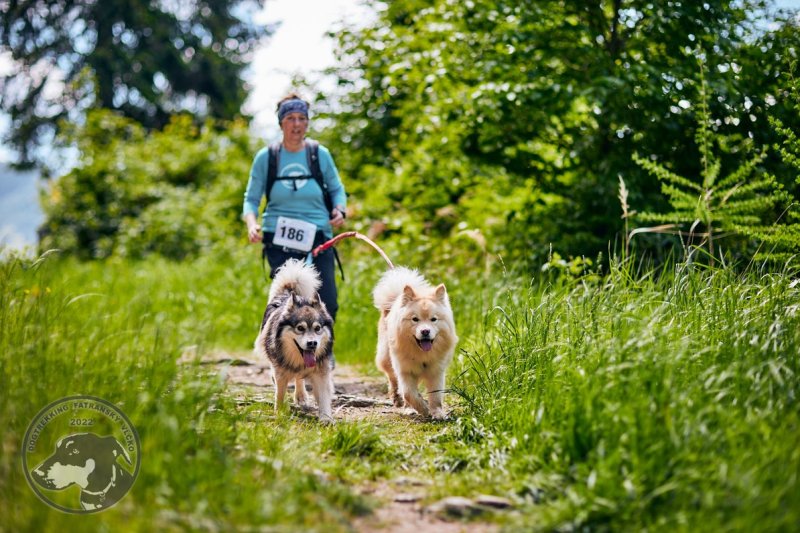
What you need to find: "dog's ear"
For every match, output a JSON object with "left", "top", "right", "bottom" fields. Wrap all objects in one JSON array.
[
  {"left": 434, "top": 283, "right": 448, "bottom": 303},
  {"left": 311, "top": 292, "right": 326, "bottom": 310},
  {"left": 284, "top": 291, "right": 297, "bottom": 310},
  {"left": 105, "top": 436, "right": 132, "bottom": 466},
  {"left": 402, "top": 285, "right": 416, "bottom": 304}
]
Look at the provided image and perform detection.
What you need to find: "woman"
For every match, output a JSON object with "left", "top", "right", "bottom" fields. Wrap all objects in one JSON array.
[{"left": 243, "top": 93, "right": 347, "bottom": 320}]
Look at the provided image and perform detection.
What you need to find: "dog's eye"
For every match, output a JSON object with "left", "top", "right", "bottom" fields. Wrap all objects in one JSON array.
[
  {"left": 431, "top": 317, "right": 438, "bottom": 322},
  {"left": 411, "top": 317, "right": 419, "bottom": 322},
  {"left": 297, "top": 325, "right": 306, "bottom": 333},
  {"left": 314, "top": 325, "right": 322, "bottom": 333}
]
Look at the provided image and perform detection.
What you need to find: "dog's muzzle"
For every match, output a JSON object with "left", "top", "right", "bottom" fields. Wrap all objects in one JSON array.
[
  {"left": 295, "top": 340, "right": 317, "bottom": 367},
  {"left": 416, "top": 329, "right": 434, "bottom": 352}
]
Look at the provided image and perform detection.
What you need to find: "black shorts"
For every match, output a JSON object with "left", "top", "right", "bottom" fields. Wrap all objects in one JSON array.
[{"left": 262, "top": 231, "right": 338, "bottom": 321}]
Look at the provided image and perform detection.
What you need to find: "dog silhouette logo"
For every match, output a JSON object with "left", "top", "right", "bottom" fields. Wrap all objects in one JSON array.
[{"left": 23, "top": 396, "right": 140, "bottom": 513}]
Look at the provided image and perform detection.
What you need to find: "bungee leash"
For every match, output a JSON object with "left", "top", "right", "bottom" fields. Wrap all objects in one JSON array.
[{"left": 309, "top": 231, "right": 395, "bottom": 270}]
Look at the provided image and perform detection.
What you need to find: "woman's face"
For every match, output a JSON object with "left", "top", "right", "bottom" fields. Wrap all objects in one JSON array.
[{"left": 280, "top": 112, "right": 308, "bottom": 144}]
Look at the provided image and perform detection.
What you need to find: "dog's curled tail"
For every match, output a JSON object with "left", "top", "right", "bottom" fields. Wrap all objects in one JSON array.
[
  {"left": 269, "top": 258, "right": 321, "bottom": 300},
  {"left": 373, "top": 266, "right": 430, "bottom": 312}
]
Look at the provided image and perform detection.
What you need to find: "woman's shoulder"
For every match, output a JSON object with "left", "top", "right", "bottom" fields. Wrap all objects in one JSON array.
[
  {"left": 254, "top": 145, "right": 271, "bottom": 157},
  {"left": 252, "top": 145, "right": 272, "bottom": 163},
  {"left": 309, "top": 140, "right": 334, "bottom": 160}
]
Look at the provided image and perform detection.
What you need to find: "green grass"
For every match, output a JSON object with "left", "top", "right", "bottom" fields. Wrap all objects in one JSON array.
[
  {"left": 0, "top": 249, "right": 375, "bottom": 531},
  {"left": 1, "top": 248, "right": 798, "bottom": 531},
  {"left": 451, "top": 260, "right": 800, "bottom": 530}
]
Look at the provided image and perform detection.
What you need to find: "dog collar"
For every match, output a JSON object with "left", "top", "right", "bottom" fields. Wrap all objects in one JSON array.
[{"left": 81, "top": 467, "right": 116, "bottom": 498}]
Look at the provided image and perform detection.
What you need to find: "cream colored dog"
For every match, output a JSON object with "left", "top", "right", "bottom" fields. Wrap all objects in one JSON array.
[{"left": 373, "top": 267, "right": 458, "bottom": 419}]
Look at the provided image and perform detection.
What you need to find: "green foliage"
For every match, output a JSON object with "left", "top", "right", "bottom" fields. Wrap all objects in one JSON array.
[
  {"left": 321, "top": 0, "right": 799, "bottom": 267},
  {"left": 632, "top": 67, "right": 793, "bottom": 262},
  {"left": 540, "top": 250, "right": 603, "bottom": 284},
  {"left": 325, "top": 423, "right": 388, "bottom": 459},
  {"left": 0, "top": 0, "right": 268, "bottom": 166},
  {"left": 0, "top": 251, "right": 370, "bottom": 531},
  {"left": 757, "top": 61, "right": 800, "bottom": 262},
  {"left": 40, "top": 110, "right": 256, "bottom": 259},
  {"left": 1, "top": 244, "right": 798, "bottom": 530},
  {"left": 452, "top": 260, "right": 800, "bottom": 530}
]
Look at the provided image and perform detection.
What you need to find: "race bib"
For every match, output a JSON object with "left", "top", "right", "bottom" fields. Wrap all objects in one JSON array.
[{"left": 273, "top": 216, "right": 316, "bottom": 252}]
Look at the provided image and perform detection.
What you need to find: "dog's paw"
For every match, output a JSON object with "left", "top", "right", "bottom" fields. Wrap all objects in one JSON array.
[
  {"left": 294, "top": 393, "right": 308, "bottom": 406},
  {"left": 408, "top": 403, "right": 430, "bottom": 418},
  {"left": 430, "top": 409, "right": 449, "bottom": 421},
  {"left": 391, "top": 394, "right": 404, "bottom": 408},
  {"left": 318, "top": 414, "right": 335, "bottom": 425},
  {"left": 403, "top": 393, "right": 429, "bottom": 413}
]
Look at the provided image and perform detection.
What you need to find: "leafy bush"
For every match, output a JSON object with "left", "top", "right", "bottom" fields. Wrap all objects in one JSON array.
[
  {"left": 40, "top": 110, "right": 256, "bottom": 259},
  {"left": 755, "top": 61, "right": 800, "bottom": 262},
  {"left": 321, "top": 0, "right": 800, "bottom": 267},
  {"left": 632, "top": 68, "right": 794, "bottom": 263}
]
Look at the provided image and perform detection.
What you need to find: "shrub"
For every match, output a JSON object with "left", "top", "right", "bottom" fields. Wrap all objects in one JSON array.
[{"left": 40, "top": 110, "right": 255, "bottom": 259}]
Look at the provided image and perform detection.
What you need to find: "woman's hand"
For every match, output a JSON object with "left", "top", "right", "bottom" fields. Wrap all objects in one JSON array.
[
  {"left": 330, "top": 206, "right": 346, "bottom": 228},
  {"left": 247, "top": 223, "right": 262, "bottom": 243},
  {"left": 244, "top": 213, "right": 262, "bottom": 243}
]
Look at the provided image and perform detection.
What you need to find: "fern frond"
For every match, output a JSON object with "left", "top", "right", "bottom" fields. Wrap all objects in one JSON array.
[
  {"left": 634, "top": 153, "right": 702, "bottom": 191},
  {"left": 703, "top": 158, "right": 721, "bottom": 189},
  {"left": 718, "top": 196, "right": 783, "bottom": 215},
  {"left": 753, "top": 252, "right": 800, "bottom": 265},
  {"left": 771, "top": 119, "right": 800, "bottom": 179},
  {"left": 773, "top": 120, "right": 797, "bottom": 144},
  {"left": 716, "top": 151, "right": 766, "bottom": 190},
  {"left": 661, "top": 184, "right": 700, "bottom": 205},
  {"left": 636, "top": 211, "right": 695, "bottom": 224},
  {"left": 670, "top": 200, "right": 700, "bottom": 211},
  {"left": 720, "top": 215, "right": 761, "bottom": 226},
  {"left": 735, "top": 223, "right": 800, "bottom": 248},
  {"left": 717, "top": 178, "right": 780, "bottom": 202},
  {"left": 631, "top": 60, "right": 800, "bottom": 263},
  {"left": 696, "top": 61, "right": 713, "bottom": 178}
]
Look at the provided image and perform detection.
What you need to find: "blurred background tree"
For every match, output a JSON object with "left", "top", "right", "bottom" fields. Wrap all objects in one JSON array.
[
  {"left": 38, "top": 109, "right": 256, "bottom": 259},
  {"left": 6, "top": 0, "right": 799, "bottom": 266},
  {"left": 0, "top": 0, "right": 268, "bottom": 167}
]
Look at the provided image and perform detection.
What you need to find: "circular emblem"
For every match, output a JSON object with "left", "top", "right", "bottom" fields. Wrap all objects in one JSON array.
[
  {"left": 22, "top": 395, "right": 141, "bottom": 513},
  {"left": 279, "top": 162, "right": 309, "bottom": 189}
]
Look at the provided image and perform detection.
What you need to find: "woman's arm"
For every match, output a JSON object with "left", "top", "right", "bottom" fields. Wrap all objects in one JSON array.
[{"left": 243, "top": 148, "right": 269, "bottom": 242}]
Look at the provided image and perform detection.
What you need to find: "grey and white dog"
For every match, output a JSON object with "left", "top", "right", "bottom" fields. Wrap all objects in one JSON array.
[{"left": 254, "top": 259, "right": 335, "bottom": 422}]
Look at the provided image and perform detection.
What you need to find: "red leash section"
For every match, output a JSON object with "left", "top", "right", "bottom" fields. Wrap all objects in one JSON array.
[{"left": 312, "top": 231, "right": 395, "bottom": 269}]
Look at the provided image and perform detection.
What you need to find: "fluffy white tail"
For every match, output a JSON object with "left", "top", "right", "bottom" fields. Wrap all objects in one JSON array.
[
  {"left": 269, "top": 258, "right": 321, "bottom": 300},
  {"left": 372, "top": 267, "right": 430, "bottom": 312}
]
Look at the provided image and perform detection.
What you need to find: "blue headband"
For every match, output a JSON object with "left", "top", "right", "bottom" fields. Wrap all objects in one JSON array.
[{"left": 277, "top": 99, "right": 309, "bottom": 123}]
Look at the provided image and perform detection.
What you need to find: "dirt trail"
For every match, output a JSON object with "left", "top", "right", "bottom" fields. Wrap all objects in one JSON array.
[{"left": 188, "top": 351, "right": 498, "bottom": 533}]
